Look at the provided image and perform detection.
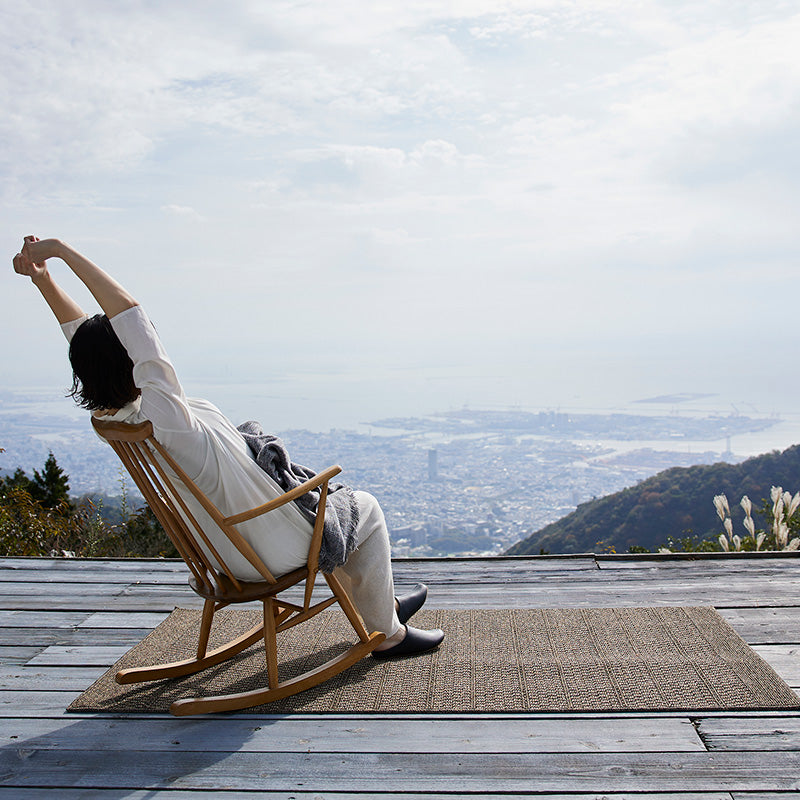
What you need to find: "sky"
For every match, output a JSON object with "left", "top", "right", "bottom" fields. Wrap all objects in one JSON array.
[{"left": 3, "top": 1, "right": 800, "bottom": 428}]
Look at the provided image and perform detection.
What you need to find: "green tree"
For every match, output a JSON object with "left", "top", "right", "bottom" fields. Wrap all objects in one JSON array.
[
  {"left": 0, "top": 467, "right": 35, "bottom": 496},
  {"left": 32, "top": 453, "right": 73, "bottom": 510},
  {"left": 1, "top": 452, "right": 72, "bottom": 512}
]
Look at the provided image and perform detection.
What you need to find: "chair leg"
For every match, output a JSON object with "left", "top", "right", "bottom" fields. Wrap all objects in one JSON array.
[
  {"left": 263, "top": 597, "right": 280, "bottom": 690},
  {"left": 116, "top": 620, "right": 266, "bottom": 685},
  {"left": 324, "top": 571, "right": 372, "bottom": 642},
  {"left": 125, "top": 570, "right": 387, "bottom": 714},
  {"left": 196, "top": 598, "right": 215, "bottom": 659},
  {"left": 169, "top": 631, "right": 385, "bottom": 716}
]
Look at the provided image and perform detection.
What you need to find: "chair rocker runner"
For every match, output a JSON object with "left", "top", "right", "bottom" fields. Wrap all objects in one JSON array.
[{"left": 91, "top": 417, "right": 385, "bottom": 715}]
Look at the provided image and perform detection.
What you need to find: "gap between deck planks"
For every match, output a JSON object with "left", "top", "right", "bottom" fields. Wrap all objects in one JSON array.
[{"left": 0, "top": 791, "right": 742, "bottom": 800}]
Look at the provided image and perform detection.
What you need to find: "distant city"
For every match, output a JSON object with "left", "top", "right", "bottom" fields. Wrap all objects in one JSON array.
[{"left": 1, "top": 389, "right": 786, "bottom": 556}]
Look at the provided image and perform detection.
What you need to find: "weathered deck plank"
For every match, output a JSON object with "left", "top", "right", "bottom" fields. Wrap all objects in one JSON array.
[
  {"left": 718, "top": 607, "right": 800, "bottom": 644},
  {"left": 5, "top": 582, "right": 800, "bottom": 612},
  {"left": 24, "top": 645, "right": 133, "bottom": 666},
  {"left": 751, "top": 645, "right": 800, "bottom": 684},
  {"left": 2, "top": 750, "right": 799, "bottom": 792},
  {"left": 0, "top": 611, "right": 91, "bottom": 628},
  {"left": 77, "top": 611, "right": 171, "bottom": 629},
  {"left": 0, "top": 715, "right": 705, "bottom": 753},
  {"left": 0, "top": 628, "right": 152, "bottom": 647},
  {"left": 0, "top": 666, "right": 107, "bottom": 691},
  {"left": 698, "top": 716, "right": 800, "bottom": 751},
  {"left": 0, "top": 691, "right": 81, "bottom": 716}
]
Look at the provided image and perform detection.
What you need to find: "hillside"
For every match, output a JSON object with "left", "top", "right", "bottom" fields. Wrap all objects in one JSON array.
[{"left": 506, "top": 444, "right": 800, "bottom": 555}]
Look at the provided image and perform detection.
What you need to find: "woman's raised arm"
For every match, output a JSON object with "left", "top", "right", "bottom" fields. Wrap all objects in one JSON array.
[
  {"left": 19, "top": 236, "right": 138, "bottom": 320},
  {"left": 13, "top": 236, "right": 85, "bottom": 325}
]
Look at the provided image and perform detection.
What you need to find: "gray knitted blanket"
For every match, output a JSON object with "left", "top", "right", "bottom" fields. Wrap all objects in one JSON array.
[{"left": 236, "top": 421, "right": 359, "bottom": 573}]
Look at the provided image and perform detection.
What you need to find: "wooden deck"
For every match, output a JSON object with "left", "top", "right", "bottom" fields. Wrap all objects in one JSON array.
[{"left": 1, "top": 552, "right": 799, "bottom": 798}]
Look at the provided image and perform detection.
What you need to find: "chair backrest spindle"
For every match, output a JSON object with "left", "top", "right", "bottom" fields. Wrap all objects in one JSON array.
[{"left": 91, "top": 417, "right": 279, "bottom": 594}]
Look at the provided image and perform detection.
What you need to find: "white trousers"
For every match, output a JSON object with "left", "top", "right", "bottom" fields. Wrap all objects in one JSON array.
[{"left": 332, "top": 491, "right": 402, "bottom": 638}]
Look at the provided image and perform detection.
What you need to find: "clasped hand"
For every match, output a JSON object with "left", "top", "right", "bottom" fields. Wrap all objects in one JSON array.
[{"left": 13, "top": 235, "right": 57, "bottom": 282}]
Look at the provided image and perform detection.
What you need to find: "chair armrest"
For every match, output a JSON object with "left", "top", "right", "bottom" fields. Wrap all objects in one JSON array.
[{"left": 223, "top": 465, "right": 343, "bottom": 527}]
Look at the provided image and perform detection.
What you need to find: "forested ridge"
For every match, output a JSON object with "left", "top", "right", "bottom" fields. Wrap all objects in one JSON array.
[{"left": 506, "top": 444, "right": 800, "bottom": 555}]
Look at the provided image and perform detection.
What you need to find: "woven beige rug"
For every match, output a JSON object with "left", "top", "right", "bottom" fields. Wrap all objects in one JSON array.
[{"left": 68, "top": 606, "right": 800, "bottom": 714}]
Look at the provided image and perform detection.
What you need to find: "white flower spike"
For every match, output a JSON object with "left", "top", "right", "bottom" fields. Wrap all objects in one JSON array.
[
  {"left": 788, "top": 492, "right": 800, "bottom": 518},
  {"left": 713, "top": 494, "right": 729, "bottom": 522},
  {"left": 740, "top": 495, "right": 752, "bottom": 516}
]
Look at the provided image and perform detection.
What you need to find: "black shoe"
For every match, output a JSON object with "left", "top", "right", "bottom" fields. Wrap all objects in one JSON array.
[
  {"left": 395, "top": 583, "right": 428, "bottom": 624},
  {"left": 372, "top": 625, "right": 444, "bottom": 659}
]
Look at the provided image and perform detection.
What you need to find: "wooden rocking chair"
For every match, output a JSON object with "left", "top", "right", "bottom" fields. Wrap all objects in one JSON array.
[{"left": 91, "top": 417, "right": 385, "bottom": 715}]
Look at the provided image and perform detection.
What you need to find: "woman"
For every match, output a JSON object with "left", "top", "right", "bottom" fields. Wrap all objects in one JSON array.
[{"left": 13, "top": 235, "right": 444, "bottom": 657}]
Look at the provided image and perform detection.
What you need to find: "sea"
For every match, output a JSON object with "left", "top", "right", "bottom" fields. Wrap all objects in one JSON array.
[{"left": 3, "top": 362, "right": 800, "bottom": 461}]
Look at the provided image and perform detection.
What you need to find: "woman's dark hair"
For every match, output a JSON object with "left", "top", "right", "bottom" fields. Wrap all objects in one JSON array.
[{"left": 68, "top": 314, "right": 140, "bottom": 411}]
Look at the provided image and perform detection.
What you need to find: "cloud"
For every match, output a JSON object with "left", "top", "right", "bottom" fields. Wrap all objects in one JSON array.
[
  {"left": 161, "top": 204, "right": 205, "bottom": 221},
  {"left": 3, "top": 0, "right": 800, "bottom": 412}
]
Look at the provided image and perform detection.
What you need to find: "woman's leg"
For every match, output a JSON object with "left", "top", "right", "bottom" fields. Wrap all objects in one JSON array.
[{"left": 332, "top": 491, "right": 402, "bottom": 639}]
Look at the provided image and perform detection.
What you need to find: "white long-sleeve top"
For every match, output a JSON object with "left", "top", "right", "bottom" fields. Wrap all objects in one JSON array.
[{"left": 62, "top": 306, "right": 313, "bottom": 581}]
